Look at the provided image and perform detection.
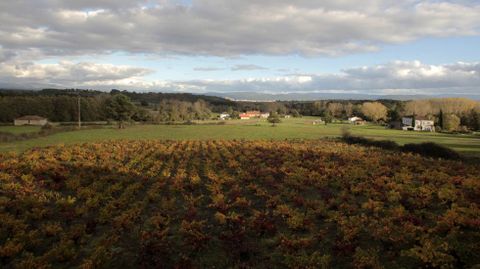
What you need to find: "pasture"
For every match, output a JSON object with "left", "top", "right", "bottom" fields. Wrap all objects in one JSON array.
[
  {"left": 0, "top": 117, "right": 479, "bottom": 156},
  {"left": 0, "top": 125, "right": 42, "bottom": 134}
]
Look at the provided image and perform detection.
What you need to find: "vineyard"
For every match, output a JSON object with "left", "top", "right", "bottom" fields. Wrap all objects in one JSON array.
[{"left": 1, "top": 140, "right": 479, "bottom": 268}]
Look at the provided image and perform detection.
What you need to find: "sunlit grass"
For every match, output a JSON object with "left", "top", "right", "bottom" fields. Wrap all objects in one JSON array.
[{"left": 0, "top": 117, "right": 479, "bottom": 156}]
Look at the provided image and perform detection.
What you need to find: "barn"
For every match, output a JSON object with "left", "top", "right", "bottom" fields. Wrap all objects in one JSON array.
[{"left": 14, "top": 115, "right": 48, "bottom": 126}]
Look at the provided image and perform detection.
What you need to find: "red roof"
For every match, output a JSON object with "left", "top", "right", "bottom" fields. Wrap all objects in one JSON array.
[{"left": 241, "top": 111, "right": 261, "bottom": 117}]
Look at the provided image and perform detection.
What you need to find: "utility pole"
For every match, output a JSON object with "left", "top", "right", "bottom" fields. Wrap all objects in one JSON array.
[{"left": 77, "top": 93, "right": 81, "bottom": 129}]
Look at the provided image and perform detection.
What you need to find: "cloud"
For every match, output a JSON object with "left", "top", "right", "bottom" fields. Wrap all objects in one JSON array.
[
  {"left": 0, "top": 1, "right": 479, "bottom": 58},
  {"left": 164, "top": 61, "right": 480, "bottom": 96},
  {"left": 193, "top": 67, "right": 225, "bottom": 71},
  {"left": 1, "top": 60, "right": 478, "bottom": 96},
  {"left": 0, "top": 61, "right": 153, "bottom": 88},
  {"left": 231, "top": 64, "right": 268, "bottom": 71}
]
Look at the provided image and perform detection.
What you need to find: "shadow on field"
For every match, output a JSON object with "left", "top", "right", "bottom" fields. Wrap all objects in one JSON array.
[{"left": 340, "top": 127, "right": 463, "bottom": 161}]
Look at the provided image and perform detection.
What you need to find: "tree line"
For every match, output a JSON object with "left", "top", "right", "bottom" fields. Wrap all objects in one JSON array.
[
  {"left": 151, "top": 99, "right": 212, "bottom": 122},
  {"left": 280, "top": 98, "right": 480, "bottom": 131},
  {"left": 0, "top": 95, "right": 109, "bottom": 122},
  {"left": 1, "top": 89, "right": 479, "bottom": 131},
  {"left": 0, "top": 93, "right": 212, "bottom": 125}
]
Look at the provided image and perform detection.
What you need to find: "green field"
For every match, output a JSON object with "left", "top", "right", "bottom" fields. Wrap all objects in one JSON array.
[
  {"left": 1, "top": 117, "right": 479, "bottom": 155},
  {"left": 0, "top": 125, "right": 42, "bottom": 134}
]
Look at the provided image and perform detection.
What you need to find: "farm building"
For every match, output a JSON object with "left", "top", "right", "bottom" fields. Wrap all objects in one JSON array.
[
  {"left": 239, "top": 113, "right": 250, "bottom": 120},
  {"left": 348, "top": 116, "right": 366, "bottom": 125},
  {"left": 260, "top": 112, "right": 270, "bottom": 118},
  {"left": 402, "top": 116, "right": 435, "bottom": 131},
  {"left": 246, "top": 110, "right": 261, "bottom": 117},
  {"left": 240, "top": 110, "right": 262, "bottom": 120},
  {"left": 219, "top": 113, "right": 230, "bottom": 120},
  {"left": 14, "top": 115, "right": 48, "bottom": 126},
  {"left": 312, "top": 119, "right": 325, "bottom": 125}
]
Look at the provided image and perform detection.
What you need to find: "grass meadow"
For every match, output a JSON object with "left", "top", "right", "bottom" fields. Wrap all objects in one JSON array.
[
  {"left": 0, "top": 125, "right": 42, "bottom": 134},
  {"left": 0, "top": 117, "right": 479, "bottom": 156}
]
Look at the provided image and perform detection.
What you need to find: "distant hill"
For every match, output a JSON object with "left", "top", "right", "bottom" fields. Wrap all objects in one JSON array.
[
  {"left": 0, "top": 88, "right": 235, "bottom": 107},
  {"left": 2, "top": 88, "right": 479, "bottom": 102},
  {"left": 205, "top": 91, "right": 480, "bottom": 101}
]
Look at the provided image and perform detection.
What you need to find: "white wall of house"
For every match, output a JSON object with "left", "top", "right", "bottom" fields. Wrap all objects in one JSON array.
[
  {"left": 219, "top": 113, "right": 230, "bottom": 120},
  {"left": 14, "top": 119, "right": 48, "bottom": 126},
  {"left": 401, "top": 117, "right": 434, "bottom": 131},
  {"left": 414, "top": 120, "right": 435, "bottom": 131},
  {"left": 348, "top": 116, "right": 362, "bottom": 123}
]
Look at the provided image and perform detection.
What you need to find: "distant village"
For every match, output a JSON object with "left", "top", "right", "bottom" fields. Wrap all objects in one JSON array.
[{"left": 215, "top": 111, "right": 436, "bottom": 132}]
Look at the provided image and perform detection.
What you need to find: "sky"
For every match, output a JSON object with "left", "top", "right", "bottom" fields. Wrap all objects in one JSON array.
[{"left": 0, "top": 0, "right": 479, "bottom": 97}]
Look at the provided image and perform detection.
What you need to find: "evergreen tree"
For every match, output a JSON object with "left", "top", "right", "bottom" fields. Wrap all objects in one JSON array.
[
  {"left": 438, "top": 109, "right": 444, "bottom": 129},
  {"left": 267, "top": 112, "right": 281, "bottom": 126},
  {"left": 104, "top": 94, "right": 136, "bottom": 128},
  {"left": 323, "top": 111, "right": 333, "bottom": 125}
]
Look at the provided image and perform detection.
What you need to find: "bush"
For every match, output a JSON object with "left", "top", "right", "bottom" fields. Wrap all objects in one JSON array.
[
  {"left": 41, "top": 123, "right": 54, "bottom": 130},
  {"left": 341, "top": 128, "right": 400, "bottom": 150},
  {"left": 0, "top": 126, "right": 100, "bottom": 143},
  {"left": 341, "top": 128, "right": 461, "bottom": 160},
  {"left": 402, "top": 142, "right": 461, "bottom": 160},
  {"left": 443, "top": 114, "right": 460, "bottom": 132},
  {"left": 183, "top": 120, "right": 196, "bottom": 125},
  {"left": 457, "top": 126, "right": 471, "bottom": 134},
  {"left": 0, "top": 132, "right": 17, "bottom": 143}
]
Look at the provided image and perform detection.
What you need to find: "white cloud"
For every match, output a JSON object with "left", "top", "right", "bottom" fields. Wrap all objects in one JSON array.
[
  {"left": 231, "top": 65, "right": 268, "bottom": 71},
  {"left": 0, "top": 1, "right": 479, "bottom": 57},
  {"left": 193, "top": 67, "right": 225, "bottom": 71},
  {"left": 0, "top": 1, "right": 479, "bottom": 96},
  {"left": 2, "top": 60, "right": 478, "bottom": 96},
  {"left": 0, "top": 61, "right": 153, "bottom": 88}
]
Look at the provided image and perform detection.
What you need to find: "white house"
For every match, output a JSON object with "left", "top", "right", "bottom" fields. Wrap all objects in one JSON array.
[
  {"left": 219, "top": 113, "right": 230, "bottom": 120},
  {"left": 348, "top": 116, "right": 365, "bottom": 125},
  {"left": 14, "top": 115, "right": 48, "bottom": 126},
  {"left": 402, "top": 116, "right": 435, "bottom": 131},
  {"left": 260, "top": 112, "right": 270, "bottom": 118},
  {"left": 348, "top": 116, "right": 362, "bottom": 122},
  {"left": 312, "top": 119, "right": 325, "bottom": 125}
]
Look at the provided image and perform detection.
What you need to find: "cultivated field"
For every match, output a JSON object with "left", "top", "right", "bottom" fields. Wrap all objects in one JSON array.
[
  {"left": 1, "top": 140, "right": 479, "bottom": 268},
  {"left": 0, "top": 118, "right": 479, "bottom": 156}
]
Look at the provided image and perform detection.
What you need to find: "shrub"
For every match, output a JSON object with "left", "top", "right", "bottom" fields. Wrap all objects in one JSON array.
[
  {"left": 341, "top": 128, "right": 461, "bottom": 160},
  {"left": 0, "top": 132, "right": 17, "bottom": 143},
  {"left": 41, "top": 123, "right": 54, "bottom": 130},
  {"left": 341, "top": 128, "right": 399, "bottom": 150},
  {"left": 402, "top": 142, "right": 461, "bottom": 160},
  {"left": 183, "top": 120, "right": 196, "bottom": 125},
  {"left": 443, "top": 114, "right": 460, "bottom": 132}
]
